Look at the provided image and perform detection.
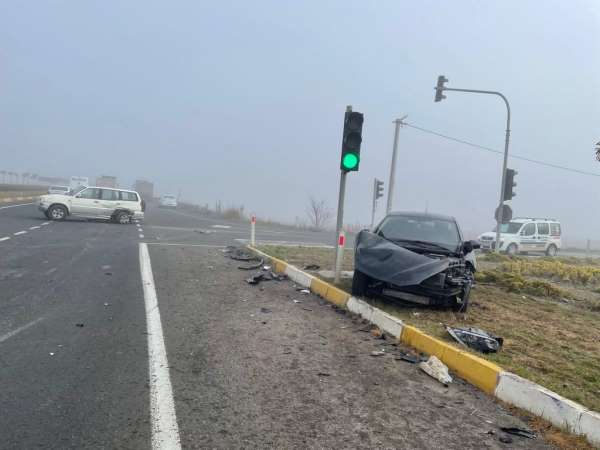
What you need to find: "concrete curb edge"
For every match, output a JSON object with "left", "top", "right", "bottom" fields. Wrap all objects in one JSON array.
[{"left": 248, "top": 245, "right": 600, "bottom": 447}]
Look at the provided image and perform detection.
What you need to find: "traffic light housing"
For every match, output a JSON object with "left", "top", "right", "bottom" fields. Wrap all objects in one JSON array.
[
  {"left": 503, "top": 168, "right": 517, "bottom": 201},
  {"left": 375, "top": 179, "right": 384, "bottom": 199},
  {"left": 340, "top": 111, "right": 364, "bottom": 171},
  {"left": 434, "top": 75, "right": 448, "bottom": 102}
]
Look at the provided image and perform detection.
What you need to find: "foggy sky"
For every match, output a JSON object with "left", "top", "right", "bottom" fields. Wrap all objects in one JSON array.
[{"left": 1, "top": 1, "right": 599, "bottom": 243}]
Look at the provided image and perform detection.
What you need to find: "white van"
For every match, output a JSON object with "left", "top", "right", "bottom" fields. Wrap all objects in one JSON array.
[
  {"left": 159, "top": 194, "right": 178, "bottom": 209},
  {"left": 38, "top": 186, "right": 145, "bottom": 224},
  {"left": 478, "top": 218, "right": 562, "bottom": 256}
]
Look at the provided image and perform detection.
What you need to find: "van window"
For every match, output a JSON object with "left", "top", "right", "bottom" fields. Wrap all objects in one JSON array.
[
  {"left": 101, "top": 189, "right": 118, "bottom": 201},
  {"left": 78, "top": 188, "right": 101, "bottom": 200},
  {"left": 537, "top": 223, "right": 549, "bottom": 235},
  {"left": 550, "top": 223, "right": 561, "bottom": 236},
  {"left": 522, "top": 223, "right": 536, "bottom": 236},
  {"left": 119, "top": 191, "right": 138, "bottom": 202}
]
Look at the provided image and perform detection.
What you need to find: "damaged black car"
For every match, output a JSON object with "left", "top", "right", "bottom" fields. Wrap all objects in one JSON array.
[{"left": 352, "top": 212, "right": 479, "bottom": 312}]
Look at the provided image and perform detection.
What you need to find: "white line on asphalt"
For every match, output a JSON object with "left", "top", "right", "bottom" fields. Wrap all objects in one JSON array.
[
  {"left": 139, "top": 243, "right": 182, "bottom": 450},
  {"left": 29, "top": 226, "right": 41, "bottom": 230},
  {"left": 14, "top": 231, "right": 27, "bottom": 236},
  {"left": 139, "top": 228, "right": 144, "bottom": 233},
  {"left": 0, "top": 317, "right": 44, "bottom": 344},
  {"left": 41, "top": 222, "right": 50, "bottom": 226},
  {"left": 0, "top": 202, "right": 34, "bottom": 210},
  {"left": 139, "top": 234, "right": 145, "bottom": 238},
  {"left": 0, "top": 236, "right": 10, "bottom": 242},
  {"left": 146, "top": 242, "right": 224, "bottom": 248}
]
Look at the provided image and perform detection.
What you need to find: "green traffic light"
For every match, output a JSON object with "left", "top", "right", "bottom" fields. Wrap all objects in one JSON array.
[{"left": 342, "top": 152, "right": 359, "bottom": 170}]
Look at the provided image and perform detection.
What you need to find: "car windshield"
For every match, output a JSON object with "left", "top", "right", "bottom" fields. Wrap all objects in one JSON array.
[
  {"left": 68, "top": 186, "right": 87, "bottom": 196},
  {"left": 376, "top": 215, "right": 460, "bottom": 251},
  {"left": 499, "top": 222, "right": 523, "bottom": 234}
]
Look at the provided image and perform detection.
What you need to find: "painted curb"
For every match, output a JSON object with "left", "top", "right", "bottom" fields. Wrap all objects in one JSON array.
[{"left": 248, "top": 245, "right": 600, "bottom": 447}]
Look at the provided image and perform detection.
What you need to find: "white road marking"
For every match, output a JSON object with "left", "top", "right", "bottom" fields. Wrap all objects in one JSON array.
[
  {"left": 139, "top": 234, "right": 145, "bottom": 238},
  {"left": 0, "top": 317, "right": 44, "bottom": 344},
  {"left": 139, "top": 243, "right": 182, "bottom": 450},
  {"left": 139, "top": 228, "right": 144, "bottom": 233},
  {"left": 146, "top": 242, "right": 224, "bottom": 248},
  {"left": 0, "top": 236, "right": 10, "bottom": 242},
  {"left": 29, "top": 226, "right": 41, "bottom": 230},
  {"left": 41, "top": 222, "right": 50, "bottom": 226},
  {"left": 212, "top": 224, "right": 231, "bottom": 229},
  {"left": 14, "top": 231, "right": 27, "bottom": 236},
  {"left": 0, "top": 202, "right": 34, "bottom": 210}
]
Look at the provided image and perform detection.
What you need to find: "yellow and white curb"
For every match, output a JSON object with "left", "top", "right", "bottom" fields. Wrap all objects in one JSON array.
[{"left": 249, "top": 246, "right": 600, "bottom": 447}]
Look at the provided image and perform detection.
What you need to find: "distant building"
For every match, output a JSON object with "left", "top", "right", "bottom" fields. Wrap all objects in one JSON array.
[
  {"left": 134, "top": 180, "right": 154, "bottom": 200},
  {"left": 95, "top": 176, "right": 118, "bottom": 188}
]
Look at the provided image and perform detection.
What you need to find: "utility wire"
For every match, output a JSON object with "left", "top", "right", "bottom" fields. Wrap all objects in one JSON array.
[{"left": 403, "top": 122, "right": 600, "bottom": 178}]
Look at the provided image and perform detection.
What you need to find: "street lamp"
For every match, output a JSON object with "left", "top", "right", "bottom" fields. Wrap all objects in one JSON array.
[{"left": 434, "top": 75, "right": 511, "bottom": 253}]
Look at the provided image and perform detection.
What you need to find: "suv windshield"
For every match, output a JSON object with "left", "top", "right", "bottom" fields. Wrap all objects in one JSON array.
[
  {"left": 376, "top": 215, "right": 460, "bottom": 252},
  {"left": 68, "top": 186, "right": 87, "bottom": 196},
  {"left": 499, "top": 222, "right": 524, "bottom": 234}
]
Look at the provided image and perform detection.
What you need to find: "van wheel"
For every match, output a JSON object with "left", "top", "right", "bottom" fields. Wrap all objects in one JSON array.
[
  {"left": 115, "top": 211, "right": 131, "bottom": 224},
  {"left": 546, "top": 244, "right": 558, "bottom": 257},
  {"left": 351, "top": 270, "right": 370, "bottom": 297},
  {"left": 48, "top": 205, "right": 67, "bottom": 221},
  {"left": 506, "top": 243, "right": 518, "bottom": 256}
]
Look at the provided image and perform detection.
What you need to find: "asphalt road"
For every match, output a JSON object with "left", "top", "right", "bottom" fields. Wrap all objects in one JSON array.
[{"left": 0, "top": 202, "right": 555, "bottom": 449}]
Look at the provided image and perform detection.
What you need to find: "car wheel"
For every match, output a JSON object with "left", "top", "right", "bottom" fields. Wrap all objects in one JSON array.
[
  {"left": 115, "top": 211, "right": 131, "bottom": 224},
  {"left": 48, "top": 205, "right": 67, "bottom": 221},
  {"left": 506, "top": 243, "right": 518, "bottom": 256},
  {"left": 546, "top": 244, "right": 558, "bottom": 257},
  {"left": 351, "top": 270, "right": 370, "bottom": 297}
]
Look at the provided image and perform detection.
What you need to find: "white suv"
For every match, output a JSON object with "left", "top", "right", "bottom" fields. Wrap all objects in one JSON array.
[
  {"left": 39, "top": 186, "right": 145, "bottom": 224},
  {"left": 479, "top": 218, "right": 562, "bottom": 256}
]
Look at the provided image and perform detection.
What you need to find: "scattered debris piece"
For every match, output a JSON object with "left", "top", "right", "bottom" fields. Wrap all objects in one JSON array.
[
  {"left": 101, "top": 265, "right": 111, "bottom": 270},
  {"left": 394, "top": 352, "right": 421, "bottom": 364},
  {"left": 446, "top": 326, "right": 503, "bottom": 353},
  {"left": 260, "top": 307, "right": 271, "bottom": 314},
  {"left": 317, "top": 372, "right": 331, "bottom": 377},
  {"left": 419, "top": 356, "right": 452, "bottom": 385},
  {"left": 301, "top": 307, "right": 313, "bottom": 312},
  {"left": 331, "top": 304, "right": 346, "bottom": 315},
  {"left": 49, "top": 352, "right": 55, "bottom": 356},
  {"left": 238, "top": 258, "right": 264, "bottom": 271},
  {"left": 263, "top": 265, "right": 272, "bottom": 271},
  {"left": 292, "top": 299, "right": 302, "bottom": 304},
  {"left": 75, "top": 323, "right": 84, "bottom": 327},
  {"left": 303, "top": 264, "right": 321, "bottom": 271},
  {"left": 103, "top": 303, "right": 110, "bottom": 307},
  {"left": 370, "top": 350, "right": 385, "bottom": 357},
  {"left": 105, "top": 272, "right": 112, "bottom": 276},
  {"left": 296, "top": 288, "right": 310, "bottom": 294},
  {"left": 225, "top": 247, "right": 257, "bottom": 261},
  {"left": 412, "top": 312, "right": 421, "bottom": 317},
  {"left": 499, "top": 427, "right": 536, "bottom": 439},
  {"left": 370, "top": 327, "right": 383, "bottom": 338},
  {"left": 246, "top": 273, "right": 265, "bottom": 285},
  {"left": 194, "top": 229, "right": 213, "bottom": 234},
  {"left": 499, "top": 436, "right": 513, "bottom": 444}
]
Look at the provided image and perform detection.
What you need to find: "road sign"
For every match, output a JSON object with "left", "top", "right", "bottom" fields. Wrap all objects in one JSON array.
[{"left": 495, "top": 204, "right": 513, "bottom": 223}]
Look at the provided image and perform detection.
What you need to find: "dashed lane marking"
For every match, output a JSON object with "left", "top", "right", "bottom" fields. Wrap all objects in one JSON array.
[
  {"left": 29, "top": 226, "right": 41, "bottom": 230},
  {"left": 0, "top": 318, "right": 44, "bottom": 344},
  {"left": 139, "top": 234, "right": 145, "bottom": 239},
  {"left": 13, "top": 231, "right": 27, "bottom": 236},
  {"left": 0, "top": 236, "right": 10, "bottom": 242},
  {"left": 41, "top": 222, "right": 50, "bottom": 226},
  {"left": 139, "top": 243, "right": 182, "bottom": 450},
  {"left": 0, "top": 202, "right": 35, "bottom": 210}
]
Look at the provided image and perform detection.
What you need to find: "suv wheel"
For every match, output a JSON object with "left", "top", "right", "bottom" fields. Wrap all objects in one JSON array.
[
  {"left": 546, "top": 244, "right": 558, "bottom": 257},
  {"left": 48, "top": 205, "right": 67, "bottom": 221},
  {"left": 506, "top": 243, "right": 518, "bottom": 256},
  {"left": 115, "top": 211, "right": 131, "bottom": 224},
  {"left": 351, "top": 270, "right": 370, "bottom": 297}
]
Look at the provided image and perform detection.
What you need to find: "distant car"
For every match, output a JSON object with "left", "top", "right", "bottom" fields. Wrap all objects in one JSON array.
[
  {"left": 159, "top": 195, "right": 177, "bottom": 209},
  {"left": 48, "top": 185, "right": 70, "bottom": 195},
  {"left": 478, "top": 217, "right": 562, "bottom": 256},
  {"left": 352, "top": 212, "right": 479, "bottom": 312},
  {"left": 38, "top": 186, "right": 145, "bottom": 224}
]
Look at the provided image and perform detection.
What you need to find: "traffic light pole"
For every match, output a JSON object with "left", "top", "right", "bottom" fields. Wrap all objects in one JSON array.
[
  {"left": 333, "top": 170, "right": 347, "bottom": 284},
  {"left": 440, "top": 87, "right": 511, "bottom": 253}
]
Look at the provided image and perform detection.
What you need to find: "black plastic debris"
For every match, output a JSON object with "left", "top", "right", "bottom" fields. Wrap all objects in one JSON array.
[
  {"left": 499, "top": 435, "right": 513, "bottom": 444},
  {"left": 246, "top": 273, "right": 266, "bottom": 285},
  {"left": 394, "top": 352, "right": 421, "bottom": 364},
  {"left": 499, "top": 427, "right": 536, "bottom": 439},
  {"left": 303, "top": 264, "right": 320, "bottom": 271},
  {"left": 238, "top": 258, "right": 264, "bottom": 271},
  {"left": 225, "top": 247, "right": 257, "bottom": 262},
  {"left": 246, "top": 270, "right": 287, "bottom": 285},
  {"left": 75, "top": 323, "right": 84, "bottom": 327},
  {"left": 446, "top": 326, "right": 503, "bottom": 353},
  {"left": 260, "top": 307, "right": 271, "bottom": 314}
]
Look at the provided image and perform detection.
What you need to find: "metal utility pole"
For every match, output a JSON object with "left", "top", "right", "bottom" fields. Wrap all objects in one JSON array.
[
  {"left": 333, "top": 107, "right": 351, "bottom": 284},
  {"left": 386, "top": 115, "right": 407, "bottom": 215},
  {"left": 434, "top": 76, "right": 511, "bottom": 252}
]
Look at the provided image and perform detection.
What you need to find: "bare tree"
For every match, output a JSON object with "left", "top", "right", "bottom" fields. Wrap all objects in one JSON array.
[{"left": 306, "top": 196, "right": 333, "bottom": 231}]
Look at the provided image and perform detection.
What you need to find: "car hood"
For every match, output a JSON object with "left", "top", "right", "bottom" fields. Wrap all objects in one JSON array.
[{"left": 355, "top": 230, "right": 451, "bottom": 287}]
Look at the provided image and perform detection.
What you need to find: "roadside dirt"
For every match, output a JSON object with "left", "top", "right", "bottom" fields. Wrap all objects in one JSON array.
[{"left": 152, "top": 245, "right": 555, "bottom": 449}]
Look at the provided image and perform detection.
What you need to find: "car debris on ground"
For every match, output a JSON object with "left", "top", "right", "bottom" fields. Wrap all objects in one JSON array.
[
  {"left": 237, "top": 258, "right": 264, "bottom": 270},
  {"left": 370, "top": 350, "right": 386, "bottom": 357},
  {"left": 499, "top": 427, "right": 536, "bottom": 439},
  {"left": 419, "top": 355, "right": 452, "bottom": 385},
  {"left": 446, "top": 326, "right": 503, "bottom": 353},
  {"left": 303, "top": 264, "right": 320, "bottom": 271}
]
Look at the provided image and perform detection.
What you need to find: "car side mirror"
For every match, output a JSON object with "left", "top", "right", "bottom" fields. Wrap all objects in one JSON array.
[{"left": 463, "top": 240, "right": 480, "bottom": 253}]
